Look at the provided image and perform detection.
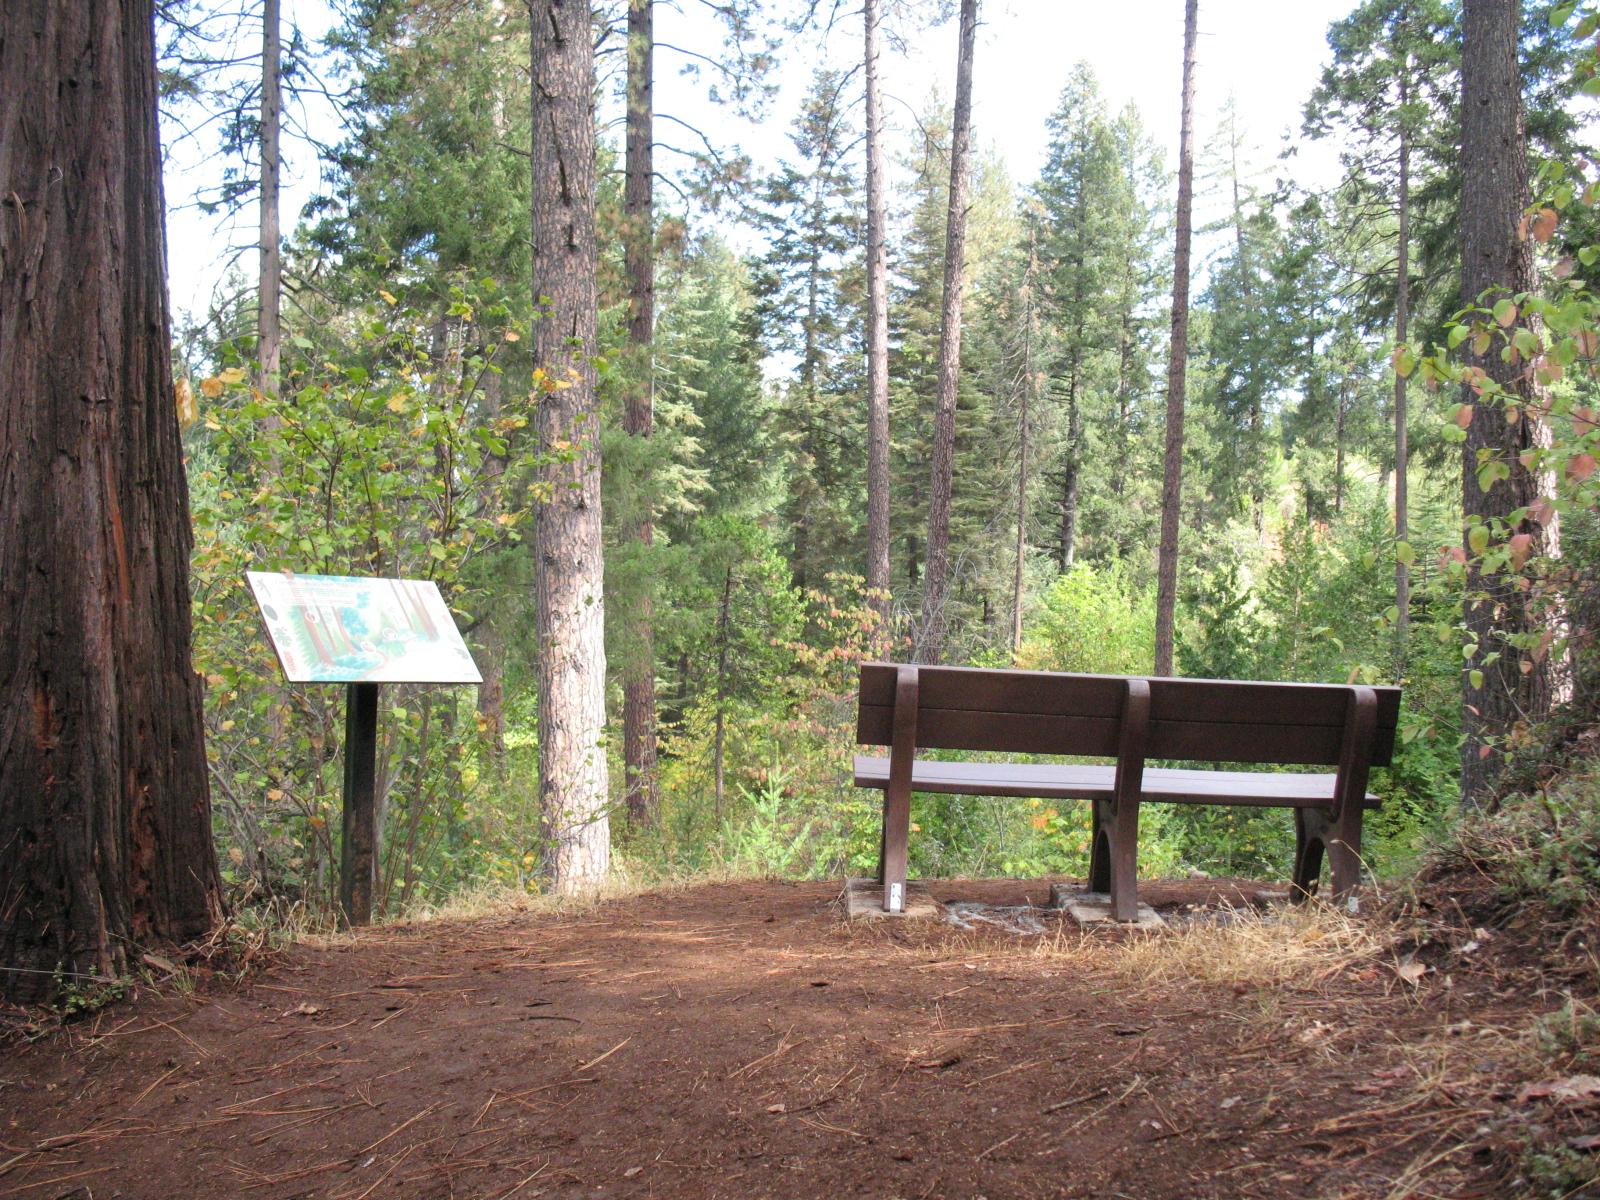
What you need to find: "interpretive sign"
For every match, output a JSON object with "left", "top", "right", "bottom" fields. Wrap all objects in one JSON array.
[
  {"left": 246, "top": 571, "right": 480, "bottom": 685},
  {"left": 247, "top": 571, "right": 481, "bottom": 927}
]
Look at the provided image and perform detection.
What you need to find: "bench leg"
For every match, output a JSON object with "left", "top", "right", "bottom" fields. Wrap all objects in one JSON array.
[
  {"left": 1089, "top": 800, "right": 1110, "bottom": 893},
  {"left": 1294, "top": 807, "right": 1364, "bottom": 904},
  {"left": 1091, "top": 797, "right": 1140, "bottom": 922},
  {"left": 1292, "top": 808, "right": 1329, "bottom": 900},
  {"left": 881, "top": 784, "right": 911, "bottom": 914},
  {"left": 876, "top": 799, "right": 888, "bottom": 885},
  {"left": 1327, "top": 806, "right": 1364, "bottom": 904}
]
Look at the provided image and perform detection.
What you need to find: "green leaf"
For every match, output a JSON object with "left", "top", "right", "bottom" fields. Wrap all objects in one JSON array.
[
  {"left": 1468, "top": 525, "right": 1491, "bottom": 555},
  {"left": 1395, "top": 541, "right": 1416, "bottom": 566},
  {"left": 1469, "top": 669, "right": 1484, "bottom": 690},
  {"left": 1447, "top": 324, "right": 1471, "bottom": 349}
]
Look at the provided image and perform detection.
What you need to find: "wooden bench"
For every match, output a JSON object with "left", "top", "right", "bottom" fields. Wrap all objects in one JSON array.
[{"left": 853, "top": 662, "right": 1401, "bottom": 919}]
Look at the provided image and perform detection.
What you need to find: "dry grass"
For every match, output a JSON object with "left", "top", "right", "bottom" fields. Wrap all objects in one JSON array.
[{"left": 1106, "top": 901, "right": 1389, "bottom": 992}]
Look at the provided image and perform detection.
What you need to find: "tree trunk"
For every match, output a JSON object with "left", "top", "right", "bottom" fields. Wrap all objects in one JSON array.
[
  {"left": 917, "top": 0, "right": 978, "bottom": 666},
  {"left": 1012, "top": 240, "right": 1038, "bottom": 659},
  {"left": 1229, "top": 134, "right": 1264, "bottom": 534},
  {"left": 0, "top": 0, "right": 223, "bottom": 1004},
  {"left": 1335, "top": 369, "right": 1349, "bottom": 515},
  {"left": 863, "top": 0, "right": 892, "bottom": 631},
  {"left": 1459, "top": 0, "right": 1553, "bottom": 806},
  {"left": 531, "top": 0, "right": 609, "bottom": 888},
  {"left": 258, "top": 0, "right": 281, "bottom": 400},
  {"left": 1393, "top": 115, "right": 1412, "bottom": 673},
  {"left": 1154, "top": 0, "right": 1198, "bottom": 678},
  {"left": 713, "top": 566, "right": 732, "bottom": 824},
  {"left": 622, "top": 0, "right": 658, "bottom": 830},
  {"left": 1059, "top": 362, "right": 1081, "bottom": 569}
]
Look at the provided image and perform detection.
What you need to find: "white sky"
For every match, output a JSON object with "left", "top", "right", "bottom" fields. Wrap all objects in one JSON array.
[{"left": 163, "top": 0, "right": 1359, "bottom": 321}]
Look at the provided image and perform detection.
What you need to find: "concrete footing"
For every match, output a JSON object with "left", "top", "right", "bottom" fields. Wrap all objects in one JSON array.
[
  {"left": 842, "top": 877, "right": 940, "bottom": 920},
  {"left": 1049, "top": 884, "right": 1165, "bottom": 929}
]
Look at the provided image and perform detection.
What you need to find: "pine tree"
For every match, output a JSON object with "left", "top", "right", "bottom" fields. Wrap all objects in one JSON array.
[
  {"left": 918, "top": 0, "right": 980, "bottom": 665},
  {"left": 1155, "top": 0, "right": 1199, "bottom": 678},
  {"left": 1459, "top": 0, "right": 1555, "bottom": 804},
  {"left": 755, "top": 70, "right": 865, "bottom": 591},
  {"left": 530, "top": 0, "right": 609, "bottom": 889}
]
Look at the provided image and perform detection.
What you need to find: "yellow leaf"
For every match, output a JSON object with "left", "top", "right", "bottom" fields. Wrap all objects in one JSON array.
[
  {"left": 379, "top": 289, "right": 398, "bottom": 306},
  {"left": 200, "top": 376, "right": 224, "bottom": 399},
  {"left": 386, "top": 394, "right": 406, "bottom": 413},
  {"left": 218, "top": 367, "right": 245, "bottom": 385},
  {"left": 502, "top": 329, "right": 520, "bottom": 342},
  {"left": 266, "top": 788, "right": 284, "bottom": 801},
  {"left": 175, "top": 377, "right": 198, "bottom": 429}
]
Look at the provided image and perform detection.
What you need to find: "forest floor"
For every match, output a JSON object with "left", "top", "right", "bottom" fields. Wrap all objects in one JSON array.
[{"left": 1, "top": 877, "right": 1593, "bottom": 1200}]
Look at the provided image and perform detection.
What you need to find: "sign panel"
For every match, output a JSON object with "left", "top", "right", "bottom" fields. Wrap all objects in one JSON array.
[{"left": 247, "top": 572, "right": 482, "bottom": 684}]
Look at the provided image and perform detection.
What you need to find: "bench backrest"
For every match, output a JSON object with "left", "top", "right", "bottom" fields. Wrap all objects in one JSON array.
[{"left": 856, "top": 662, "right": 1400, "bottom": 767}]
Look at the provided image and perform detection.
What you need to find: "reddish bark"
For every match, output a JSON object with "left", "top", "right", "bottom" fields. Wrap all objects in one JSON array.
[{"left": 0, "top": 0, "right": 223, "bottom": 1003}]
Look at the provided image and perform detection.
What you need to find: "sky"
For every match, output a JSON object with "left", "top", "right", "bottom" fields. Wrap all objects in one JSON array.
[{"left": 162, "top": 0, "right": 1360, "bottom": 322}]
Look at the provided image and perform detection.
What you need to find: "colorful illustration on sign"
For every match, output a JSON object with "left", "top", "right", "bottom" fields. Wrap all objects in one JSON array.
[{"left": 246, "top": 572, "right": 482, "bottom": 684}]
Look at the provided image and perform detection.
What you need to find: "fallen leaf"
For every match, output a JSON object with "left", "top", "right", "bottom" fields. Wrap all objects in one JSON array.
[
  {"left": 292, "top": 1002, "right": 322, "bottom": 1016},
  {"left": 1220, "top": 1095, "right": 1242, "bottom": 1109},
  {"left": 142, "top": 952, "right": 177, "bottom": 975},
  {"left": 1395, "top": 959, "right": 1428, "bottom": 986},
  {"left": 1569, "top": 1132, "right": 1600, "bottom": 1151},
  {"left": 623, "top": 1166, "right": 644, "bottom": 1177},
  {"left": 1518, "top": 1075, "right": 1600, "bottom": 1105},
  {"left": 767, "top": 1103, "right": 786, "bottom": 1114}
]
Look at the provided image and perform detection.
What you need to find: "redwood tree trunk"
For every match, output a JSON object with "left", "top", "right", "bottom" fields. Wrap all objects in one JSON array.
[
  {"left": 1154, "top": 0, "right": 1198, "bottom": 678},
  {"left": 622, "top": 0, "right": 658, "bottom": 830},
  {"left": 1459, "top": 0, "right": 1553, "bottom": 805},
  {"left": 863, "top": 0, "right": 892, "bottom": 631},
  {"left": 531, "top": 0, "right": 610, "bottom": 888},
  {"left": 917, "top": 0, "right": 978, "bottom": 665},
  {"left": 0, "top": 0, "right": 223, "bottom": 1003}
]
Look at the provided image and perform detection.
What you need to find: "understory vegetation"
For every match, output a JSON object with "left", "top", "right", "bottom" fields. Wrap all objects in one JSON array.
[{"left": 158, "top": 0, "right": 1600, "bottom": 929}]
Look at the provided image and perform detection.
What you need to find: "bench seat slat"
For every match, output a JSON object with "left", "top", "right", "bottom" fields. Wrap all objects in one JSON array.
[{"left": 852, "top": 755, "right": 1382, "bottom": 810}]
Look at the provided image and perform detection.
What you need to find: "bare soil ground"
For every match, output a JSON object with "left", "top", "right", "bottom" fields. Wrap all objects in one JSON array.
[{"left": 0, "top": 878, "right": 1582, "bottom": 1199}]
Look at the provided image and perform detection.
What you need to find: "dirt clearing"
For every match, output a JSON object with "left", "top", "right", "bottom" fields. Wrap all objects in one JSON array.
[{"left": 0, "top": 879, "right": 1569, "bottom": 1198}]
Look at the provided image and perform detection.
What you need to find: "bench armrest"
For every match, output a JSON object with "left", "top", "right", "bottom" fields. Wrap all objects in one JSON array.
[{"left": 1331, "top": 686, "right": 1377, "bottom": 821}]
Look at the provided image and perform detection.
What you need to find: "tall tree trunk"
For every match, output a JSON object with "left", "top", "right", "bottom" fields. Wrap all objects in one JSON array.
[
  {"left": 917, "top": 0, "right": 978, "bottom": 665},
  {"left": 0, "top": 0, "right": 223, "bottom": 1004},
  {"left": 1155, "top": 0, "right": 1198, "bottom": 678},
  {"left": 258, "top": 0, "right": 281, "bottom": 400},
  {"left": 1393, "top": 100, "right": 1412, "bottom": 673},
  {"left": 713, "top": 565, "right": 732, "bottom": 824},
  {"left": 1228, "top": 139, "right": 1264, "bottom": 535},
  {"left": 531, "top": 0, "right": 609, "bottom": 888},
  {"left": 622, "top": 0, "right": 658, "bottom": 830},
  {"left": 1059, "top": 362, "right": 1081, "bottom": 569},
  {"left": 1012, "top": 240, "right": 1038, "bottom": 659},
  {"left": 1459, "top": 0, "right": 1553, "bottom": 805},
  {"left": 863, "top": 0, "right": 892, "bottom": 632},
  {"left": 1335, "top": 369, "right": 1349, "bottom": 515}
]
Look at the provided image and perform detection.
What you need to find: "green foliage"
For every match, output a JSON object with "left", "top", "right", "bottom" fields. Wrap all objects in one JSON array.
[
  {"left": 188, "top": 283, "right": 537, "bottom": 916},
  {"left": 1017, "top": 561, "right": 1154, "bottom": 675}
]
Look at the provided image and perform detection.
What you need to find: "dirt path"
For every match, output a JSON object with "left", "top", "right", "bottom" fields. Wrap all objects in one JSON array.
[{"left": 0, "top": 880, "right": 1529, "bottom": 1198}]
